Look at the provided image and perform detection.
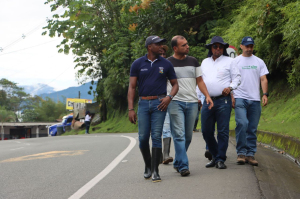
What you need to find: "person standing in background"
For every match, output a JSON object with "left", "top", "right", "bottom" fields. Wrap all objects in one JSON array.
[{"left": 160, "top": 45, "right": 174, "bottom": 165}]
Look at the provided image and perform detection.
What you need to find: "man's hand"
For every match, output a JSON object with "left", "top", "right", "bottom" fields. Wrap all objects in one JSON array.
[
  {"left": 231, "top": 92, "right": 235, "bottom": 109},
  {"left": 262, "top": 95, "right": 268, "bottom": 106},
  {"left": 231, "top": 97, "right": 235, "bottom": 109},
  {"left": 222, "top": 87, "right": 231, "bottom": 96},
  {"left": 128, "top": 110, "right": 137, "bottom": 124},
  {"left": 158, "top": 96, "right": 172, "bottom": 111},
  {"left": 206, "top": 96, "right": 214, "bottom": 110}
]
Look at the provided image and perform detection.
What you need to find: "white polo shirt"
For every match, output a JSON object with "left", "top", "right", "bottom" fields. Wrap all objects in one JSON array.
[
  {"left": 233, "top": 55, "right": 269, "bottom": 101},
  {"left": 200, "top": 55, "right": 241, "bottom": 97}
]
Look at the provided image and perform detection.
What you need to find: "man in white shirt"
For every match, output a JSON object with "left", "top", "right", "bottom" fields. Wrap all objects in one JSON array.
[
  {"left": 233, "top": 36, "right": 269, "bottom": 166},
  {"left": 201, "top": 36, "right": 241, "bottom": 169}
]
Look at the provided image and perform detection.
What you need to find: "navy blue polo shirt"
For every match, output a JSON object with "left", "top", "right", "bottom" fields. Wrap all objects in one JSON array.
[{"left": 130, "top": 54, "right": 177, "bottom": 96}]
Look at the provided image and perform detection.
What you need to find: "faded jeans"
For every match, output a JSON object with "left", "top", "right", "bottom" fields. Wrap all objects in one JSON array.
[
  {"left": 162, "top": 112, "right": 172, "bottom": 139},
  {"left": 235, "top": 98, "right": 261, "bottom": 157},
  {"left": 168, "top": 100, "right": 198, "bottom": 171}
]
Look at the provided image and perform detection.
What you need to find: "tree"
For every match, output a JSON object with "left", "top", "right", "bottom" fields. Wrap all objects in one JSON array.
[
  {"left": 0, "top": 78, "right": 30, "bottom": 121},
  {"left": 22, "top": 96, "right": 69, "bottom": 122},
  {"left": 0, "top": 107, "right": 15, "bottom": 140}
]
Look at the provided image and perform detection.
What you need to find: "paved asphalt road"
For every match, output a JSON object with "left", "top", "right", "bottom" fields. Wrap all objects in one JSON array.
[{"left": 0, "top": 132, "right": 299, "bottom": 199}]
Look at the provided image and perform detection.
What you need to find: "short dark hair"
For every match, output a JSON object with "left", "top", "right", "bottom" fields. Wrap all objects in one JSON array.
[{"left": 171, "top": 35, "right": 185, "bottom": 50}]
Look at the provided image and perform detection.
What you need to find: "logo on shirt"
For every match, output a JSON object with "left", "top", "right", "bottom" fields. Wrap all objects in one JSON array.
[
  {"left": 159, "top": 67, "right": 164, "bottom": 74},
  {"left": 141, "top": 68, "right": 148, "bottom": 71},
  {"left": 242, "top": 65, "right": 257, "bottom": 69}
]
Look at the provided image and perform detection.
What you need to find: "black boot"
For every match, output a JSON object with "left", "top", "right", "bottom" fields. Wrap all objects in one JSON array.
[
  {"left": 162, "top": 137, "right": 173, "bottom": 164},
  {"left": 140, "top": 147, "right": 151, "bottom": 179},
  {"left": 151, "top": 147, "right": 162, "bottom": 182}
]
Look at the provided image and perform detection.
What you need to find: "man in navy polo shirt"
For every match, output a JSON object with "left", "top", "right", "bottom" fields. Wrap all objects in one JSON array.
[{"left": 127, "top": 35, "right": 179, "bottom": 183}]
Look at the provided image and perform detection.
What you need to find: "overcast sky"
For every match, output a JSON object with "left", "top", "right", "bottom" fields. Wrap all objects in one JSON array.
[{"left": 0, "top": 0, "right": 88, "bottom": 91}]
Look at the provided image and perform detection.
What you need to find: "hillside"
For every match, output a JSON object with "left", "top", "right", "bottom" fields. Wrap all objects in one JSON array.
[{"left": 39, "top": 81, "right": 97, "bottom": 102}]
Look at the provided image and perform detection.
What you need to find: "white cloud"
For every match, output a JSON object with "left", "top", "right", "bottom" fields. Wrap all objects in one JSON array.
[{"left": 0, "top": 0, "right": 89, "bottom": 91}]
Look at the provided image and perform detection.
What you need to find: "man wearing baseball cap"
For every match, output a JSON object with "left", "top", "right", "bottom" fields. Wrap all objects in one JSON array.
[
  {"left": 233, "top": 36, "right": 269, "bottom": 166},
  {"left": 201, "top": 36, "right": 241, "bottom": 169},
  {"left": 128, "top": 35, "right": 179, "bottom": 182}
]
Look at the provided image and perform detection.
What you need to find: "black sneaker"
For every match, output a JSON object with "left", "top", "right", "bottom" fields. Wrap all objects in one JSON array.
[{"left": 180, "top": 169, "right": 190, "bottom": 176}]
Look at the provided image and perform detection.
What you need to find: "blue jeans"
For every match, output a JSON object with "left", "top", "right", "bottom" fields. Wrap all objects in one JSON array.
[
  {"left": 235, "top": 98, "right": 261, "bottom": 156},
  {"left": 168, "top": 100, "right": 198, "bottom": 171},
  {"left": 137, "top": 98, "right": 167, "bottom": 149},
  {"left": 162, "top": 112, "right": 172, "bottom": 138},
  {"left": 201, "top": 96, "right": 231, "bottom": 163}
]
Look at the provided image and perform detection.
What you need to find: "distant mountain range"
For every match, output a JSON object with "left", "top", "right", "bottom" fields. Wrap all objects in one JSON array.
[
  {"left": 21, "top": 82, "right": 97, "bottom": 103},
  {"left": 21, "top": 83, "right": 56, "bottom": 96}
]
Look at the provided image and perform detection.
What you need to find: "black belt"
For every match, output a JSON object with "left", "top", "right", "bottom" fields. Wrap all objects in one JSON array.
[{"left": 210, "top": 95, "right": 226, "bottom": 100}]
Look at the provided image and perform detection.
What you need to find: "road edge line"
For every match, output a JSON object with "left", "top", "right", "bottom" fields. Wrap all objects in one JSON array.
[{"left": 68, "top": 135, "right": 136, "bottom": 199}]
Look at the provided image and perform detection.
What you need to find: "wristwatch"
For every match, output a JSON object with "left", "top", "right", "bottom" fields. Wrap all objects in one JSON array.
[
  {"left": 167, "top": 95, "right": 174, "bottom": 100},
  {"left": 263, "top": 93, "right": 269, "bottom": 97}
]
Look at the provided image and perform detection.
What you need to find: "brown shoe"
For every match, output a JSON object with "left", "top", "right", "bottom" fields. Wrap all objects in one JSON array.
[
  {"left": 245, "top": 156, "right": 258, "bottom": 166},
  {"left": 237, "top": 155, "right": 246, "bottom": 164}
]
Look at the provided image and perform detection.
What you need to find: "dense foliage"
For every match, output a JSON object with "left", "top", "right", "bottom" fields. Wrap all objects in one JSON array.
[{"left": 43, "top": 0, "right": 300, "bottom": 120}]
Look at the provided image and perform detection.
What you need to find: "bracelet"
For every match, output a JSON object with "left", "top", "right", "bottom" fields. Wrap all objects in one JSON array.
[
  {"left": 167, "top": 94, "right": 173, "bottom": 99},
  {"left": 128, "top": 109, "right": 134, "bottom": 111}
]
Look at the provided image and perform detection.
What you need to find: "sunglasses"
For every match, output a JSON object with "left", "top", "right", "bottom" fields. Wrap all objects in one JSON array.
[{"left": 212, "top": 44, "right": 224, "bottom": 49}]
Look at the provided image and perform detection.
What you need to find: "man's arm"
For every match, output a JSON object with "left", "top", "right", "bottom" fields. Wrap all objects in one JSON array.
[
  {"left": 196, "top": 76, "right": 213, "bottom": 109},
  {"left": 158, "top": 79, "right": 179, "bottom": 111},
  {"left": 260, "top": 75, "right": 268, "bottom": 106},
  {"left": 127, "top": 76, "right": 138, "bottom": 124},
  {"left": 223, "top": 60, "right": 241, "bottom": 96}
]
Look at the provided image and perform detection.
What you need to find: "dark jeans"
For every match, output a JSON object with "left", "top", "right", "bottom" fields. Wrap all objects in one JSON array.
[
  {"left": 137, "top": 98, "right": 166, "bottom": 149},
  {"left": 85, "top": 121, "right": 90, "bottom": 134},
  {"left": 201, "top": 96, "right": 232, "bottom": 162}
]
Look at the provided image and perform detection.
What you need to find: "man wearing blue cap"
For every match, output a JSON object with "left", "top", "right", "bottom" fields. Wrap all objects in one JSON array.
[
  {"left": 201, "top": 36, "right": 241, "bottom": 169},
  {"left": 127, "top": 35, "right": 179, "bottom": 182},
  {"left": 233, "top": 36, "right": 269, "bottom": 166}
]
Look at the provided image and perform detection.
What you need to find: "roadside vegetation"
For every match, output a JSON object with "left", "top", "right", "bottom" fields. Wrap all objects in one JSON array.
[{"left": 43, "top": 0, "right": 299, "bottom": 139}]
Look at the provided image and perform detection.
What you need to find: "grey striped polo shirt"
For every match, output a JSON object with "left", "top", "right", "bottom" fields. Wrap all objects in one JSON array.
[{"left": 167, "top": 56, "right": 202, "bottom": 102}]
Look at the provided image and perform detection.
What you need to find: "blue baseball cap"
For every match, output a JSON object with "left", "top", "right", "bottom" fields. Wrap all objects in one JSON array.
[{"left": 241, "top": 36, "right": 255, "bottom": 46}]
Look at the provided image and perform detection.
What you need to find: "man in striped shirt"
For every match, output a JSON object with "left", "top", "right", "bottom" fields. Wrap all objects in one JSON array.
[{"left": 167, "top": 35, "right": 213, "bottom": 176}]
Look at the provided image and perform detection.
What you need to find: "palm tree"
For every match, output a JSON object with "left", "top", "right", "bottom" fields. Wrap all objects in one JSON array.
[{"left": 0, "top": 108, "right": 15, "bottom": 140}]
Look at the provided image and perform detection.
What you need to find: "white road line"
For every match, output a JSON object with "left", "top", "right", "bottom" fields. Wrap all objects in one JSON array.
[
  {"left": 68, "top": 135, "right": 137, "bottom": 199},
  {"left": 10, "top": 147, "right": 24, "bottom": 150}
]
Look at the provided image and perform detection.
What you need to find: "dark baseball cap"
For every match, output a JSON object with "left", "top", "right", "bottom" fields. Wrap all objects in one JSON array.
[
  {"left": 241, "top": 36, "right": 255, "bottom": 46},
  {"left": 145, "top": 35, "right": 166, "bottom": 48}
]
